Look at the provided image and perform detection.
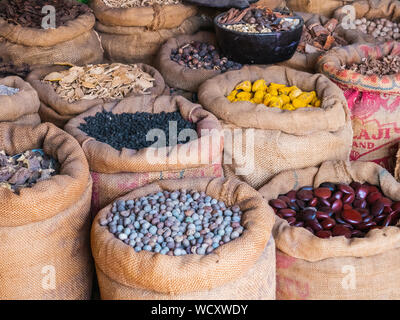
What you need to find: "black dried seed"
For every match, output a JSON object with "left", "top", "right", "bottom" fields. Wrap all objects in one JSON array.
[{"left": 79, "top": 110, "right": 197, "bottom": 151}]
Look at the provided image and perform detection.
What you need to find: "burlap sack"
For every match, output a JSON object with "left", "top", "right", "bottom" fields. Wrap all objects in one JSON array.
[
  {"left": 0, "top": 6, "right": 103, "bottom": 65},
  {"left": 26, "top": 63, "right": 165, "bottom": 128},
  {"left": 286, "top": 0, "right": 355, "bottom": 17},
  {"left": 90, "top": 0, "right": 197, "bottom": 30},
  {"left": 334, "top": 0, "right": 400, "bottom": 33},
  {"left": 92, "top": 177, "right": 275, "bottom": 299},
  {"left": 0, "top": 76, "right": 40, "bottom": 126},
  {"left": 96, "top": 16, "right": 204, "bottom": 65},
  {"left": 198, "top": 65, "right": 353, "bottom": 189},
  {"left": 0, "top": 123, "right": 93, "bottom": 299},
  {"left": 278, "top": 11, "right": 367, "bottom": 72},
  {"left": 9, "top": 113, "right": 41, "bottom": 126},
  {"left": 163, "top": 85, "right": 199, "bottom": 102},
  {"left": 258, "top": 160, "right": 400, "bottom": 299},
  {"left": 64, "top": 95, "right": 224, "bottom": 214},
  {"left": 317, "top": 41, "right": 400, "bottom": 173},
  {"left": 155, "top": 32, "right": 226, "bottom": 92}
]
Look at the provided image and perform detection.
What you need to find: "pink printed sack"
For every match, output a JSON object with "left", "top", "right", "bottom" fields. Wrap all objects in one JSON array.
[{"left": 317, "top": 42, "right": 400, "bottom": 173}]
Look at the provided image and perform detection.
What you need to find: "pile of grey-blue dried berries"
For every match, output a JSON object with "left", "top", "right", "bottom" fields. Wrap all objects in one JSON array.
[
  {"left": 0, "top": 84, "right": 19, "bottom": 96},
  {"left": 100, "top": 189, "right": 244, "bottom": 256}
]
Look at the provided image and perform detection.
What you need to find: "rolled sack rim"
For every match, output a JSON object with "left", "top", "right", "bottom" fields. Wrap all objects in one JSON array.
[
  {"left": 198, "top": 64, "right": 349, "bottom": 135},
  {"left": 0, "top": 122, "right": 90, "bottom": 227},
  {"left": 64, "top": 95, "right": 224, "bottom": 174},
  {"left": 91, "top": 177, "right": 273, "bottom": 294},
  {"left": 318, "top": 41, "right": 400, "bottom": 94},
  {"left": 0, "top": 76, "right": 40, "bottom": 121},
  {"left": 0, "top": 13, "right": 96, "bottom": 47},
  {"left": 156, "top": 31, "right": 221, "bottom": 92},
  {"left": 26, "top": 63, "right": 165, "bottom": 116},
  {"left": 90, "top": 0, "right": 197, "bottom": 28},
  {"left": 258, "top": 160, "right": 400, "bottom": 262}
]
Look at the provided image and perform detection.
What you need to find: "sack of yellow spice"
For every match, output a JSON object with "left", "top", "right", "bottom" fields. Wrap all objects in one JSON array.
[{"left": 198, "top": 65, "right": 353, "bottom": 189}]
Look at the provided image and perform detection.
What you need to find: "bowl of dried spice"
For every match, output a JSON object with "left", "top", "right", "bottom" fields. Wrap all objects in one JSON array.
[{"left": 214, "top": 6, "right": 303, "bottom": 64}]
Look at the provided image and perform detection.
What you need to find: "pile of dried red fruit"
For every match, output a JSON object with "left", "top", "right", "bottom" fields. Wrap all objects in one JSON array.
[{"left": 269, "top": 182, "right": 400, "bottom": 239}]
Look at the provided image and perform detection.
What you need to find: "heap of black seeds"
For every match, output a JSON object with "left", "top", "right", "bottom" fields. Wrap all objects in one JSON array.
[{"left": 79, "top": 111, "right": 197, "bottom": 151}]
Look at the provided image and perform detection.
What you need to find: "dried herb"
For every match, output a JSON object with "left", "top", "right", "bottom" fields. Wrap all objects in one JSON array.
[
  {"left": 43, "top": 63, "right": 155, "bottom": 103},
  {"left": 344, "top": 55, "right": 400, "bottom": 76},
  {"left": 0, "top": 0, "right": 91, "bottom": 28},
  {"left": 0, "top": 150, "right": 59, "bottom": 194}
]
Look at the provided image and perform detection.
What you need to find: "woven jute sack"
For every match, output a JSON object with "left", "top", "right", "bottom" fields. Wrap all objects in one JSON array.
[
  {"left": 0, "top": 6, "right": 103, "bottom": 66},
  {"left": 65, "top": 95, "right": 224, "bottom": 215},
  {"left": 317, "top": 41, "right": 400, "bottom": 173},
  {"left": 258, "top": 160, "right": 400, "bottom": 299},
  {"left": 198, "top": 65, "right": 353, "bottom": 190},
  {"left": 278, "top": 12, "right": 367, "bottom": 72},
  {"left": 286, "top": 0, "right": 355, "bottom": 17},
  {"left": 92, "top": 177, "right": 275, "bottom": 299},
  {"left": 0, "top": 76, "right": 40, "bottom": 126},
  {"left": 90, "top": 0, "right": 197, "bottom": 30},
  {"left": 334, "top": 0, "right": 400, "bottom": 39},
  {"left": 96, "top": 16, "right": 204, "bottom": 65},
  {"left": 163, "top": 85, "right": 199, "bottom": 103},
  {"left": 0, "top": 123, "right": 93, "bottom": 299},
  {"left": 26, "top": 63, "right": 165, "bottom": 128},
  {"left": 155, "top": 32, "right": 226, "bottom": 93},
  {"left": 10, "top": 113, "right": 41, "bottom": 126}
]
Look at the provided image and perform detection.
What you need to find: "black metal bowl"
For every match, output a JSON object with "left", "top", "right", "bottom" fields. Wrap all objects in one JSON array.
[
  {"left": 183, "top": 0, "right": 258, "bottom": 9},
  {"left": 214, "top": 13, "right": 304, "bottom": 64}
]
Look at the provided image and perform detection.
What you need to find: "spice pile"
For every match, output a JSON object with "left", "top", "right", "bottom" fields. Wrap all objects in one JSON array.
[
  {"left": 43, "top": 63, "right": 155, "bottom": 103},
  {"left": 0, "top": 85, "right": 19, "bottom": 96},
  {"left": 0, "top": 149, "right": 59, "bottom": 194},
  {"left": 343, "top": 55, "right": 400, "bottom": 76},
  {"left": 219, "top": 6, "right": 299, "bottom": 33},
  {"left": 102, "top": 0, "right": 181, "bottom": 8},
  {"left": 79, "top": 110, "right": 197, "bottom": 151},
  {"left": 171, "top": 41, "right": 242, "bottom": 72},
  {"left": 100, "top": 189, "right": 244, "bottom": 256},
  {"left": 355, "top": 18, "right": 400, "bottom": 42},
  {"left": 270, "top": 182, "right": 400, "bottom": 239},
  {"left": 0, "top": 0, "right": 91, "bottom": 28},
  {"left": 297, "top": 18, "right": 348, "bottom": 54},
  {"left": 227, "top": 80, "right": 321, "bottom": 109}
]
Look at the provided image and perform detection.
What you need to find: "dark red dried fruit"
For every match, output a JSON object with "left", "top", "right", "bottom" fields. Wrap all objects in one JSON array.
[
  {"left": 342, "top": 209, "right": 362, "bottom": 225},
  {"left": 355, "top": 185, "right": 369, "bottom": 199},
  {"left": 316, "top": 230, "right": 332, "bottom": 238},
  {"left": 279, "top": 208, "right": 296, "bottom": 218},
  {"left": 321, "top": 218, "right": 336, "bottom": 229},
  {"left": 314, "top": 187, "right": 332, "bottom": 199},
  {"left": 297, "top": 189, "right": 314, "bottom": 201},
  {"left": 332, "top": 225, "right": 352, "bottom": 238},
  {"left": 269, "top": 199, "right": 287, "bottom": 209},
  {"left": 338, "top": 184, "right": 354, "bottom": 194},
  {"left": 271, "top": 182, "right": 397, "bottom": 239},
  {"left": 367, "top": 192, "right": 382, "bottom": 204}
]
